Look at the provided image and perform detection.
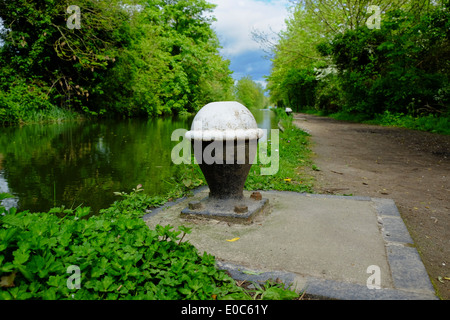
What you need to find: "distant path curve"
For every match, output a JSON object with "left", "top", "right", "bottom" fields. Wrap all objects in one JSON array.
[{"left": 293, "top": 113, "right": 450, "bottom": 299}]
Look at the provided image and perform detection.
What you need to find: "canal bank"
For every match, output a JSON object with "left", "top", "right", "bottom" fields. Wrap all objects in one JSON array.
[{"left": 0, "top": 108, "right": 279, "bottom": 214}]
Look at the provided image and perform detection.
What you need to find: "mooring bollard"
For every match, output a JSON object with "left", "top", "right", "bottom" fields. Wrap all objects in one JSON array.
[{"left": 181, "top": 101, "right": 269, "bottom": 224}]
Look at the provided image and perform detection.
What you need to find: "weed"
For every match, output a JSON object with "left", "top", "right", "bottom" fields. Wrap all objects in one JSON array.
[
  {"left": 0, "top": 191, "right": 253, "bottom": 300},
  {"left": 369, "top": 111, "right": 450, "bottom": 135},
  {"left": 242, "top": 279, "right": 302, "bottom": 300},
  {"left": 299, "top": 108, "right": 450, "bottom": 135}
]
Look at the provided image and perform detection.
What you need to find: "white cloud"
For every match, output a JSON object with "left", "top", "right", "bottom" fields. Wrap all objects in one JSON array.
[{"left": 209, "top": 0, "right": 290, "bottom": 57}]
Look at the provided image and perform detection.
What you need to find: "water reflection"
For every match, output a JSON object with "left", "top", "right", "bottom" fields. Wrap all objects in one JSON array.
[
  {"left": 252, "top": 108, "right": 277, "bottom": 142},
  {"left": 0, "top": 108, "right": 275, "bottom": 213},
  {"left": 0, "top": 171, "right": 18, "bottom": 211}
]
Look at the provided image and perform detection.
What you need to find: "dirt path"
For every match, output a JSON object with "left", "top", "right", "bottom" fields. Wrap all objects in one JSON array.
[{"left": 293, "top": 113, "right": 450, "bottom": 299}]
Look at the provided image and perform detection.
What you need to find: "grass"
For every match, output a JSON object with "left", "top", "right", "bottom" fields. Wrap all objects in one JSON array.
[
  {"left": 18, "top": 106, "right": 83, "bottom": 125},
  {"left": 244, "top": 108, "right": 314, "bottom": 193},
  {"left": 299, "top": 109, "right": 450, "bottom": 135},
  {"left": 0, "top": 105, "right": 84, "bottom": 127},
  {"left": 367, "top": 111, "right": 450, "bottom": 135}
]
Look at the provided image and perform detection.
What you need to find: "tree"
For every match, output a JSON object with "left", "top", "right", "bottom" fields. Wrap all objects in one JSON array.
[
  {"left": 0, "top": 0, "right": 234, "bottom": 122},
  {"left": 0, "top": 0, "right": 135, "bottom": 118},
  {"left": 265, "top": 5, "right": 326, "bottom": 108},
  {"left": 291, "top": 0, "right": 441, "bottom": 33},
  {"left": 327, "top": 5, "right": 450, "bottom": 116},
  {"left": 266, "top": 0, "right": 448, "bottom": 114},
  {"left": 234, "top": 76, "right": 267, "bottom": 109},
  {"left": 152, "top": 0, "right": 234, "bottom": 113}
]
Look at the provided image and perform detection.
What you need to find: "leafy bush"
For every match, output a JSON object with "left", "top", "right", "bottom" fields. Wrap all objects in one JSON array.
[
  {"left": 279, "top": 67, "right": 318, "bottom": 111},
  {"left": 0, "top": 80, "right": 55, "bottom": 124},
  {"left": 327, "top": 6, "right": 450, "bottom": 118},
  {"left": 314, "top": 72, "right": 343, "bottom": 114},
  {"left": 370, "top": 111, "right": 450, "bottom": 135},
  {"left": 0, "top": 191, "right": 249, "bottom": 300}
]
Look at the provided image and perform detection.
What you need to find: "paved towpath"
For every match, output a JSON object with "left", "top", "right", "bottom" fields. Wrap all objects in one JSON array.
[{"left": 293, "top": 113, "right": 450, "bottom": 299}]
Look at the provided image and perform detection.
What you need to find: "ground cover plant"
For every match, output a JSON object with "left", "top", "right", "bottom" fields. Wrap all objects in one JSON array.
[
  {"left": 301, "top": 109, "right": 450, "bottom": 135},
  {"left": 0, "top": 190, "right": 248, "bottom": 300}
]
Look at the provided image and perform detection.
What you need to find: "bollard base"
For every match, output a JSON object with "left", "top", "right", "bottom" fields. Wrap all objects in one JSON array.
[{"left": 181, "top": 196, "right": 269, "bottom": 225}]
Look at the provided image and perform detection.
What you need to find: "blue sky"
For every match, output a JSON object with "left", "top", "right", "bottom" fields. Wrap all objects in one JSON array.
[{"left": 209, "top": 0, "right": 291, "bottom": 89}]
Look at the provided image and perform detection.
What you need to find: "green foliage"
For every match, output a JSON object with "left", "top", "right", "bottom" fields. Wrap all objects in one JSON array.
[
  {"left": 0, "top": 77, "right": 80, "bottom": 124},
  {"left": 244, "top": 279, "right": 301, "bottom": 300},
  {"left": 327, "top": 6, "right": 450, "bottom": 117},
  {"left": 245, "top": 109, "right": 314, "bottom": 193},
  {"left": 265, "top": 4, "right": 325, "bottom": 109},
  {"left": 98, "top": 0, "right": 234, "bottom": 117},
  {"left": 0, "top": 0, "right": 234, "bottom": 123},
  {"left": 0, "top": 189, "right": 250, "bottom": 300},
  {"left": 268, "top": 1, "right": 449, "bottom": 133},
  {"left": 280, "top": 67, "right": 318, "bottom": 111},
  {"left": 0, "top": 79, "right": 54, "bottom": 124},
  {"left": 369, "top": 111, "right": 450, "bottom": 135},
  {"left": 234, "top": 76, "right": 268, "bottom": 109},
  {"left": 313, "top": 71, "right": 343, "bottom": 113},
  {"left": 304, "top": 110, "right": 450, "bottom": 135},
  {"left": 0, "top": 0, "right": 129, "bottom": 116}
]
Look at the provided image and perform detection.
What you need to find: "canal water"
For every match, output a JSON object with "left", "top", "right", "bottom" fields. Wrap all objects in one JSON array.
[{"left": 0, "top": 108, "right": 276, "bottom": 213}]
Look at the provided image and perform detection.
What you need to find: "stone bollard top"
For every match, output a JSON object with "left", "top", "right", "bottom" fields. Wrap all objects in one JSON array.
[{"left": 185, "top": 101, "right": 264, "bottom": 141}]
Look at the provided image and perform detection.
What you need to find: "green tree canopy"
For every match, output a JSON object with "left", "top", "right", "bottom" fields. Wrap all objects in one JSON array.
[
  {"left": 266, "top": 0, "right": 449, "bottom": 116},
  {"left": 0, "top": 0, "right": 234, "bottom": 123},
  {"left": 234, "top": 76, "right": 267, "bottom": 110}
]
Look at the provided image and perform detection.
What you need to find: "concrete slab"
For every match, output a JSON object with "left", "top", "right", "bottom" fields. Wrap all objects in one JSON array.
[{"left": 143, "top": 188, "right": 437, "bottom": 300}]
